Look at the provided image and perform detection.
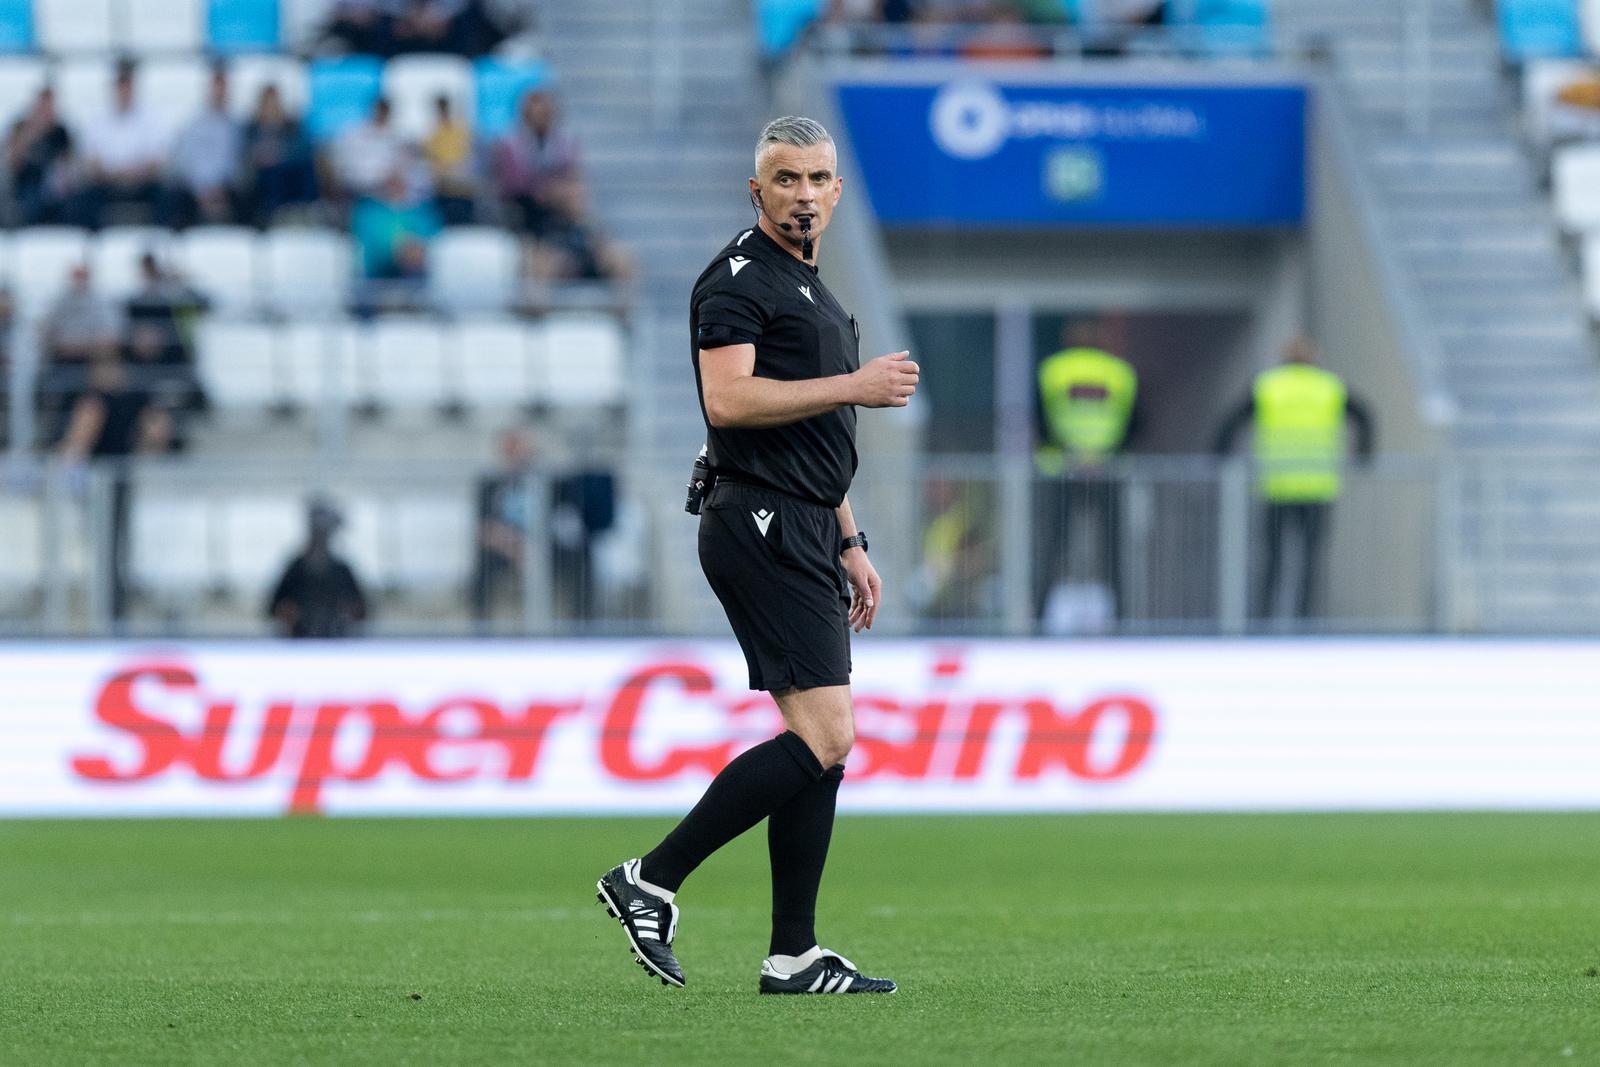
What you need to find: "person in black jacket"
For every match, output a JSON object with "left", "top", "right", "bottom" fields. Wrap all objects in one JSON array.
[{"left": 267, "top": 498, "right": 369, "bottom": 638}]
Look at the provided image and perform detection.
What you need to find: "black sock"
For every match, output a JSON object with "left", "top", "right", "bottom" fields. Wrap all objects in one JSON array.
[
  {"left": 641, "top": 731, "right": 823, "bottom": 893},
  {"left": 767, "top": 763, "right": 844, "bottom": 957}
]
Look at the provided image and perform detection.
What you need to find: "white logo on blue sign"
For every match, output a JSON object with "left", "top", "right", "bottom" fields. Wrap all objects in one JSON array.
[{"left": 930, "top": 81, "right": 1010, "bottom": 160}]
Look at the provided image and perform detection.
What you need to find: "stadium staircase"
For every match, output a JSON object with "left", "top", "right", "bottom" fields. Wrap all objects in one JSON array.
[
  {"left": 1282, "top": 0, "right": 1600, "bottom": 629},
  {"left": 540, "top": 0, "right": 767, "bottom": 625}
]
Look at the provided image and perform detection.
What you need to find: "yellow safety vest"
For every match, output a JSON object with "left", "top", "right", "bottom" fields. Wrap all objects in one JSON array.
[
  {"left": 1037, "top": 347, "right": 1136, "bottom": 471},
  {"left": 1252, "top": 364, "right": 1348, "bottom": 503}
]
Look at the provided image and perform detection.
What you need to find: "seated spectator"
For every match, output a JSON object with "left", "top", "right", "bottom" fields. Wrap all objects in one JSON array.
[
  {"left": 240, "top": 85, "right": 319, "bottom": 228},
  {"left": 319, "top": 0, "right": 400, "bottom": 56},
  {"left": 125, "top": 252, "right": 209, "bottom": 413},
  {"left": 351, "top": 170, "right": 442, "bottom": 310},
  {"left": 492, "top": 88, "right": 580, "bottom": 238},
  {"left": 163, "top": 67, "right": 242, "bottom": 229},
  {"left": 267, "top": 498, "right": 369, "bottom": 639},
  {"left": 54, "top": 357, "right": 173, "bottom": 462},
  {"left": 329, "top": 97, "right": 408, "bottom": 203},
  {"left": 5, "top": 87, "right": 75, "bottom": 226},
  {"left": 526, "top": 179, "right": 632, "bottom": 286},
  {"left": 68, "top": 61, "right": 169, "bottom": 230},
  {"left": 393, "top": 0, "right": 507, "bottom": 56},
  {"left": 1551, "top": 69, "right": 1600, "bottom": 146},
  {"left": 38, "top": 264, "right": 122, "bottom": 428},
  {"left": 423, "top": 94, "right": 478, "bottom": 224}
]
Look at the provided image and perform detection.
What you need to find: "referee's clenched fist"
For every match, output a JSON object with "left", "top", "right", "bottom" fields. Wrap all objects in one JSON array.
[{"left": 596, "top": 115, "right": 901, "bottom": 999}]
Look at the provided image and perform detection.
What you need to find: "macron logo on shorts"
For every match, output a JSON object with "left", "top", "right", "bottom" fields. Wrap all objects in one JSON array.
[
  {"left": 729, "top": 256, "right": 750, "bottom": 277},
  {"left": 752, "top": 509, "right": 774, "bottom": 537}
]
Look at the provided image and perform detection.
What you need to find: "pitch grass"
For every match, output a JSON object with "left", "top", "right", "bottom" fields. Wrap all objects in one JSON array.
[{"left": 3, "top": 815, "right": 1599, "bottom": 1066}]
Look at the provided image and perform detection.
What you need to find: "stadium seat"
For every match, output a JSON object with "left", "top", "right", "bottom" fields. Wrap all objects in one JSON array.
[
  {"left": 474, "top": 58, "right": 550, "bottom": 139},
  {"left": 122, "top": 0, "right": 204, "bottom": 54},
  {"left": 0, "top": 0, "right": 33, "bottom": 51},
  {"left": 195, "top": 319, "right": 281, "bottom": 411},
  {"left": 263, "top": 227, "right": 353, "bottom": 315},
  {"left": 389, "top": 494, "right": 473, "bottom": 592},
  {"left": 1552, "top": 143, "right": 1600, "bottom": 230},
  {"left": 756, "top": 0, "right": 823, "bottom": 56},
  {"left": 129, "top": 493, "right": 214, "bottom": 597},
  {"left": 337, "top": 492, "right": 385, "bottom": 588},
  {"left": 208, "top": 0, "right": 279, "bottom": 52},
  {"left": 1521, "top": 59, "right": 1595, "bottom": 146},
  {"left": 307, "top": 55, "right": 384, "bottom": 143},
  {"left": 138, "top": 56, "right": 212, "bottom": 133},
  {"left": 178, "top": 226, "right": 261, "bottom": 314},
  {"left": 91, "top": 226, "right": 173, "bottom": 300},
  {"left": 1174, "top": 0, "right": 1270, "bottom": 54},
  {"left": 35, "top": 0, "right": 114, "bottom": 53},
  {"left": 13, "top": 227, "right": 91, "bottom": 313},
  {"left": 429, "top": 227, "right": 520, "bottom": 312},
  {"left": 0, "top": 56, "right": 46, "bottom": 128},
  {"left": 281, "top": 320, "right": 364, "bottom": 410},
  {"left": 1583, "top": 0, "right": 1600, "bottom": 53},
  {"left": 452, "top": 316, "right": 535, "bottom": 410},
  {"left": 1583, "top": 233, "right": 1600, "bottom": 320},
  {"left": 0, "top": 493, "right": 42, "bottom": 599},
  {"left": 227, "top": 54, "right": 308, "bottom": 119},
  {"left": 369, "top": 317, "right": 448, "bottom": 409},
  {"left": 220, "top": 494, "right": 302, "bottom": 599},
  {"left": 1499, "top": 0, "right": 1582, "bottom": 58},
  {"left": 384, "top": 53, "right": 475, "bottom": 143},
  {"left": 281, "top": 0, "right": 335, "bottom": 52},
  {"left": 540, "top": 312, "right": 627, "bottom": 408},
  {"left": 53, "top": 56, "right": 114, "bottom": 134}
]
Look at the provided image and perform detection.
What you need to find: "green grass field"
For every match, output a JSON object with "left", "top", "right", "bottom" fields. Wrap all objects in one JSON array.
[{"left": 3, "top": 814, "right": 1598, "bottom": 1065}]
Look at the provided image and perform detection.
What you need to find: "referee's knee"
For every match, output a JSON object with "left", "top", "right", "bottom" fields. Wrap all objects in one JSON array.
[{"left": 815, "top": 720, "right": 854, "bottom": 769}]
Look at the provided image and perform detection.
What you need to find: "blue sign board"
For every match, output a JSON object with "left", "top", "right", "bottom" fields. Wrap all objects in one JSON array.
[{"left": 836, "top": 78, "right": 1306, "bottom": 227}]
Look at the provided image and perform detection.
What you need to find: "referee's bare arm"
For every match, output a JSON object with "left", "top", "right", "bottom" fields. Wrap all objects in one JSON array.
[{"left": 700, "top": 344, "right": 918, "bottom": 429}]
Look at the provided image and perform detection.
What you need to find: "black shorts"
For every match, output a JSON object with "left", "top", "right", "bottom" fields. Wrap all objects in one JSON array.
[{"left": 698, "top": 479, "right": 851, "bottom": 692}]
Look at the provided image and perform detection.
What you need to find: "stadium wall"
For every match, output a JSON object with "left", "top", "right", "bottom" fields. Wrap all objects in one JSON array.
[{"left": 4, "top": 639, "right": 1596, "bottom": 817}]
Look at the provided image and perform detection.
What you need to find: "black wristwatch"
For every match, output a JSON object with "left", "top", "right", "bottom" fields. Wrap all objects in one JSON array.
[{"left": 840, "top": 531, "right": 868, "bottom": 555}]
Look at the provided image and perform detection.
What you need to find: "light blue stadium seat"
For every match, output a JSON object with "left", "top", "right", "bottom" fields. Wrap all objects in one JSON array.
[
  {"left": 1498, "top": 0, "right": 1582, "bottom": 58},
  {"left": 208, "top": 0, "right": 279, "bottom": 52},
  {"left": 0, "top": 0, "right": 34, "bottom": 51},
  {"left": 474, "top": 58, "right": 550, "bottom": 140},
  {"left": 308, "top": 55, "right": 383, "bottom": 142},
  {"left": 1171, "top": 0, "right": 1270, "bottom": 54},
  {"left": 757, "top": 0, "right": 823, "bottom": 56}
]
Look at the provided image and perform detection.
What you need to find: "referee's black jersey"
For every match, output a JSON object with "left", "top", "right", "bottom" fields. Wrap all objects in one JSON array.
[{"left": 690, "top": 226, "right": 860, "bottom": 509}]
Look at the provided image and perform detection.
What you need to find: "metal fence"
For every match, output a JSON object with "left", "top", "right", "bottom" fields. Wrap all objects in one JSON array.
[{"left": 1, "top": 451, "right": 1555, "bottom": 638}]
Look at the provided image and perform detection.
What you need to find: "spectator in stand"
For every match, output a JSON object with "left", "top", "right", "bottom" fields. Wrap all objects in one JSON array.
[
  {"left": 5, "top": 87, "right": 75, "bottom": 225},
  {"left": 526, "top": 178, "right": 632, "bottom": 286},
  {"left": 125, "top": 252, "right": 209, "bottom": 414},
  {"left": 320, "top": 0, "right": 400, "bottom": 56},
  {"left": 351, "top": 169, "right": 442, "bottom": 311},
  {"left": 38, "top": 264, "right": 123, "bottom": 430},
  {"left": 329, "top": 97, "right": 408, "bottom": 204},
  {"left": 492, "top": 88, "right": 580, "bottom": 238},
  {"left": 267, "top": 498, "right": 370, "bottom": 639},
  {"left": 164, "top": 67, "right": 242, "bottom": 229},
  {"left": 472, "top": 427, "right": 536, "bottom": 625},
  {"left": 240, "top": 84, "right": 319, "bottom": 228},
  {"left": 423, "top": 94, "right": 478, "bottom": 224},
  {"left": 68, "top": 61, "right": 169, "bottom": 230}
]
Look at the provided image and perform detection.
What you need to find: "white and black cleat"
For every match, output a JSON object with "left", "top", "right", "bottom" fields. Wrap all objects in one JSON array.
[
  {"left": 595, "top": 859, "right": 685, "bottom": 988},
  {"left": 758, "top": 949, "right": 896, "bottom": 995}
]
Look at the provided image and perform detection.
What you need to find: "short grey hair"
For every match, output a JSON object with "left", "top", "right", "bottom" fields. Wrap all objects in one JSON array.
[{"left": 755, "top": 115, "right": 833, "bottom": 173}]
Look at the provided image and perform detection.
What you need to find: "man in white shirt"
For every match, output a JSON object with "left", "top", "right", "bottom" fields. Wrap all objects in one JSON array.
[
  {"left": 330, "top": 97, "right": 408, "bottom": 201},
  {"left": 69, "top": 61, "right": 169, "bottom": 229},
  {"left": 165, "top": 67, "right": 243, "bottom": 227}
]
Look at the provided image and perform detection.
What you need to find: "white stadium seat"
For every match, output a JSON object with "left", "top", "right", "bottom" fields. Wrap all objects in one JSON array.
[
  {"left": 369, "top": 317, "right": 447, "bottom": 408},
  {"left": 196, "top": 319, "right": 281, "bottom": 411},
  {"left": 1584, "top": 0, "right": 1600, "bottom": 55},
  {"left": 121, "top": 0, "right": 204, "bottom": 54},
  {"left": 282, "top": 320, "right": 364, "bottom": 409},
  {"left": 130, "top": 493, "right": 213, "bottom": 596},
  {"left": 263, "top": 227, "right": 353, "bottom": 315},
  {"left": 429, "top": 227, "right": 520, "bottom": 312},
  {"left": 452, "top": 316, "right": 535, "bottom": 409},
  {"left": 1521, "top": 60, "right": 1595, "bottom": 148},
  {"left": 91, "top": 226, "right": 172, "bottom": 301},
  {"left": 179, "top": 227, "right": 261, "bottom": 313},
  {"left": 221, "top": 495, "right": 302, "bottom": 600},
  {"left": 540, "top": 312, "right": 627, "bottom": 408},
  {"left": 282, "top": 0, "right": 337, "bottom": 52},
  {"left": 1584, "top": 233, "right": 1600, "bottom": 321},
  {"left": 53, "top": 56, "right": 114, "bottom": 134},
  {"left": 137, "top": 57, "right": 211, "bottom": 134},
  {"left": 0, "top": 56, "right": 47, "bottom": 129},
  {"left": 383, "top": 53, "right": 476, "bottom": 142},
  {"left": 390, "top": 494, "right": 473, "bottom": 591},
  {"left": 13, "top": 227, "right": 91, "bottom": 313},
  {"left": 0, "top": 494, "right": 43, "bottom": 598},
  {"left": 227, "top": 54, "right": 309, "bottom": 120},
  {"left": 36, "top": 0, "right": 115, "bottom": 53},
  {"left": 338, "top": 493, "right": 386, "bottom": 589},
  {"left": 1553, "top": 144, "right": 1600, "bottom": 232}
]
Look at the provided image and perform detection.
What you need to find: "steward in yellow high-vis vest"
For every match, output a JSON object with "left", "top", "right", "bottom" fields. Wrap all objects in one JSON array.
[
  {"left": 1215, "top": 338, "right": 1375, "bottom": 620},
  {"left": 1035, "top": 346, "right": 1137, "bottom": 476}
]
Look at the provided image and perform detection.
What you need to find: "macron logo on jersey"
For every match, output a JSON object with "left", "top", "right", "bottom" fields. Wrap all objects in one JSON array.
[
  {"left": 752, "top": 509, "right": 774, "bottom": 537},
  {"left": 798, "top": 285, "right": 813, "bottom": 303},
  {"left": 729, "top": 256, "right": 751, "bottom": 277}
]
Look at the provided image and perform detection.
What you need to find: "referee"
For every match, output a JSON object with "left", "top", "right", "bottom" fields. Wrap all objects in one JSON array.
[{"left": 596, "top": 116, "right": 917, "bottom": 995}]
